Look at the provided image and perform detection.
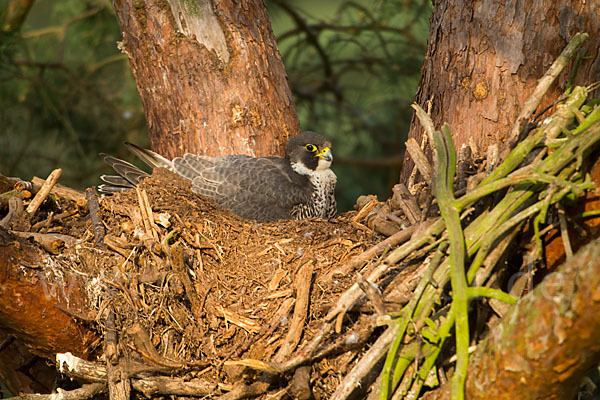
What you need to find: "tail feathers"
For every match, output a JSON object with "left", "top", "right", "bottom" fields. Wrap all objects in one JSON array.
[
  {"left": 99, "top": 153, "right": 151, "bottom": 190},
  {"left": 98, "top": 174, "right": 136, "bottom": 193},
  {"left": 98, "top": 143, "right": 173, "bottom": 194},
  {"left": 124, "top": 142, "right": 173, "bottom": 171}
]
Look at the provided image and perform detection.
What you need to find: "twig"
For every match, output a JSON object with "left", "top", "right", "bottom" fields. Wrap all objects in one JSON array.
[
  {"left": 30, "top": 176, "right": 86, "bottom": 203},
  {"left": 322, "top": 222, "right": 419, "bottom": 282},
  {"left": 165, "top": 242, "right": 205, "bottom": 322},
  {"left": 0, "top": 197, "right": 23, "bottom": 229},
  {"left": 356, "top": 273, "right": 387, "bottom": 316},
  {"left": 312, "top": 314, "right": 378, "bottom": 360},
  {"left": 216, "top": 381, "right": 270, "bottom": 400},
  {"left": 132, "top": 376, "right": 217, "bottom": 397},
  {"left": 85, "top": 188, "right": 105, "bottom": 247},
  {"left": 289, "top": 366, "right": 313, "bottom": 400},
  {"left": 392, "top": 184, "right": 421, "bottom": 225},
  {"left": 330, "top": 326, "right": 395, "bottom": 400},
  {"left": 9, "top": 231, "right": 78, "bottom": 253},
  {"left": 455, "top": 144, "right": 473, "bottom": 193},
  {"left": 231, "top": 297, "right": 295, "bottom": 359},
  {"left": 410, "top": 104, "right": 435, "bottom": 150},
  {"left": 2, "top": 383, "right": 106, "bottom": 400},
  {"left": 57, "top": 352, "right": 108, "bottom": 382},
  {"left": 136, "top": 186, "right": 158, "bottom": 241},
  {"left": 405, "top": 137, "right": 433, "bottom": 183},
  {"left": 352, "top": 196, "right": 379, "bottom": 222},
  {"left": 105, "top": 310, "right": 131, "bottom": 400},
  {"left": 56, "top": 352, "right": 216, "bottom": 395},
  {"left": 557, "top": 203, "right": 573, "bottom": 259},
  {"left": 482, "top": 85, "right": 588, "bottom": 187},
  {"left": 26, "top": 168, "right": 62, "bottom": 215},
  {"left": 274, "top": 262, "right": 314, "bottom": 362},
  {"left": 504, "top": 32, "right": 588, "bottom": 154}
]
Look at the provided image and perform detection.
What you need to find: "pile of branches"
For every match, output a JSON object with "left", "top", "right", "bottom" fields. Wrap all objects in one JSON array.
[{"left": 2, "top": 34, "right": 600, "bottom": 400}]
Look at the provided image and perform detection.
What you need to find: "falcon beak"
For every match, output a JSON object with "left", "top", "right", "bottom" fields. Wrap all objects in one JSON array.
[{"left": 317, "top": 147, "right": 333, "bottom": 162}]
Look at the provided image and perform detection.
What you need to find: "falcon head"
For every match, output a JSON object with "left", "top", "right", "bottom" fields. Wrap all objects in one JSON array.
[{"left": 286, "top": 131, "right": 333, "bottom": 175}]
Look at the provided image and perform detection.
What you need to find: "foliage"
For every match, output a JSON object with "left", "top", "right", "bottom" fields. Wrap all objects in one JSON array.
[{"left": 0, "top": 0, "right": 146, "bottom": 189}]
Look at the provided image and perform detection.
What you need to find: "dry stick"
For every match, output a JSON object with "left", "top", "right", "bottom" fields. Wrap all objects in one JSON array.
[
  {"left": 274, "top": 262, "right": 314, "bottom": 362},
  {"left": 26, "top": 168, "right": 62, "bottom": 215},
  {"left": 405, "top": 138, "right": 433, "bottom": 183},
  {"left": 3, "top": 383, "right": 107, "bottom": 400},
  {"left": 312, "top": 314, "right": 378, "bottom": 361},
  {"left": 28, "top": 176, "right": 86, "bottom": 203},
  {"left": 408, "top": 134, "right": 429, "bottom": 192},
  {"left": 9, "top": 231, "right": 77, "bottom": 254},
  {"left": 166, "top": 243, "right": 205, "bottom": 322},
  {"left": 57, "top": 352, "right": 108, "bottom": 382},
  {"left": 85, "top": 188, "right": 105, "bottom": 247},
  {"left": 352, "top": 196, "right": 379, "bottom": 222},
  {"left": 216, "top": 382, "right": 270, "bottom": 400},
  {"left": 503, "top": 32, "right": 589, "bottom": 155},
  {"left": 329, "top": 326, "right": 396, "bottom": 400},
  {"left": 105, "top": 310, "right": 131, "bottom": 400},
  {"left": 133, "top": 376, "right": 217, "bottom": 397},
  {"left": 455, "top": 144, "right": 473, "bottom": 193},
  {"left": 140, "top": 188, "right": 159, "bottom": 240},
  {"left": 56, "top": 352, "right": 216, "bottom": 395},
  {"left": 136, "top": 187, "right": 158, "bottom": 241},
  {"left": 392, "top": 184, "right": 421, "bottom": 225},
  {"left": 289, "top": 366, "right": 313, "bottom": 400},
  {"left": 0, "top": 197, "right": 23, "bottom": 228},
  {"left": 557, "top": 203, "right": 574, "bottom": 259},
  {"left": 356, "top": 273, "right": 387, "bottom": 316},
  {"left": 230, "top": 297, "right": 295, "bottom": 360},
  {"left": 323, "top": 223, "right": 418, "bottom": 282}
]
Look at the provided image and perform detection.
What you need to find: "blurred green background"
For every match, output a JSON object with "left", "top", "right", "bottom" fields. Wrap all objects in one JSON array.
[{"left": 0, "top": 0, "right": 431, "bottom": 211}]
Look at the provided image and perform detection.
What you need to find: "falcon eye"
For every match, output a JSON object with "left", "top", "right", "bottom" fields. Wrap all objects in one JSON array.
[{"left": 305, "top": 144, "right": 317, "bottom": 152}]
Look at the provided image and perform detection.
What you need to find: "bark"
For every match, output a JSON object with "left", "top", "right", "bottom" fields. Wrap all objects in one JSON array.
[
  {"left": 0, "top": 228, "right": 99, "bottom": 393},
  {"left": 400, "top": 0, "right": 600, "bottom": 183},
  {"left": 1, "top": 0, "right": 36, "bottom": 32},
  {"left": 113, "top": 0, "right": 300, "bottom": 159},
  {"left": 423, "top": 237, "right": 600, "bottom": 400},
  {"left": 0, "top": 229, "right": 96, "bottom": 360}
]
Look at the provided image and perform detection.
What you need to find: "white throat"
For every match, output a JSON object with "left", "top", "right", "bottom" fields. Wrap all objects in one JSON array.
[{"left": 291, "top": 159, "right": 332, "bottom": 176}]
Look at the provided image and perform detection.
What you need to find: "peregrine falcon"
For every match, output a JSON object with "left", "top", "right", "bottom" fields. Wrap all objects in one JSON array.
[{"left": 99, "top": 131, "right": 337, "bottom": 222}]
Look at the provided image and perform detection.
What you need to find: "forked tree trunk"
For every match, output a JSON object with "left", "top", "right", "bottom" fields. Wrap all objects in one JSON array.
[
  {"left": 113, "top": 0, "right": 300, "bottom": 158},
  {"left": 400, "top": 0, "right": 600, "bottom": 183}
]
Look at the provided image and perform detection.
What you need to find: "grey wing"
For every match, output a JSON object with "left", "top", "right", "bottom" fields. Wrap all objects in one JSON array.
[{"left": 173, "top": 155, "right": 312, "bottom": 221}]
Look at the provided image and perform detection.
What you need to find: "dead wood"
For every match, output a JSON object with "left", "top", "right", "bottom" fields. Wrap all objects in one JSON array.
[{"left": 3, "top": 383, "right": 106, "bottom": 400}]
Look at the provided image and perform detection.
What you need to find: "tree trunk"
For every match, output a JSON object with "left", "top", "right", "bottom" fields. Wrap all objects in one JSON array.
[
  {"left": 400, "top": 0, "right": 600, "bottom": 183},
  {"left": 113, "top": 0, "right": 300, "bottom": 159},
  {"left": 422, "top": 237, "right": 600, "bottom": 400}
]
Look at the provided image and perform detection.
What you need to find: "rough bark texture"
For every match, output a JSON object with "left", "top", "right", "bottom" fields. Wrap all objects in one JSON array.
[
  {"left": 423, "top": 237, "right": 600, "bottom": 400},
  {"left": 401, "top": 0, "right": 600, "bottom": 182},
  {"left": 113, "top": 0, "right": 300, "bottom": 159},
  {"left": 0, "top": 230, "right": 96, "bottom": 360},
  {"left": 0, "top": 229, "right": 98, "bottom": 394}
]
